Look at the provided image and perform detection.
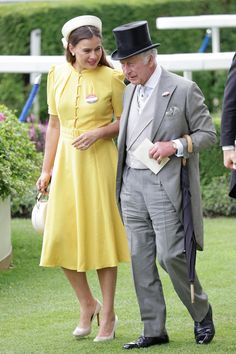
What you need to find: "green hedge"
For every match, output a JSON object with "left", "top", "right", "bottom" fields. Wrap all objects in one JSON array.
[
  {"left": 200, "top": 118, "right": 226, "bottom": 186},
  {"left": 0, "top": 0, "right": 236, "bottom": 119},
  {"left": 200, "top": 118, "right": 236, "bottom": 216},
  {"left": 0, "top": 104, "right": 42, "bottom": 200},
  {"left": 202, "top": 175, "right": 236, "bottom": 216}
]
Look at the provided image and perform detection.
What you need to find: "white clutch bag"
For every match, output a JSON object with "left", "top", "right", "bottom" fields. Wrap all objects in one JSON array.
[{"left": 31, "top": 193, "right": 48, "bottom": 235}]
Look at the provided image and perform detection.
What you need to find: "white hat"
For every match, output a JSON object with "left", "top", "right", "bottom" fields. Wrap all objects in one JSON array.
[{"left": 61, "top": 15, "right": 102, "bottom": 48}]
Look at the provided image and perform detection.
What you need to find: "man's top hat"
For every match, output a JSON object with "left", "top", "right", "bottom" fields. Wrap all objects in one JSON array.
[{"left": 111, "top": 21, "right": 160, "bottom": 60}]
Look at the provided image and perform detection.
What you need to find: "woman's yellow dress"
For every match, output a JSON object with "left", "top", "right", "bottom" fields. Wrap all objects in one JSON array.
[{"left": 40, "top": 63, "right": 129, "bottom": 271}]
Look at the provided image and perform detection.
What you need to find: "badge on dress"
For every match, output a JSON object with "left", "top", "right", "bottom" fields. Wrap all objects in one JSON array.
[{"left": 86, "top": 94, "right": 98, "bottom": 104}]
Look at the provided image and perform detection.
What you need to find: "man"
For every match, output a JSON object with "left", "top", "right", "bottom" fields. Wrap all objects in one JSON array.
[
  {"left": 221, "top": 53, "right": 236, "bottom": 169},
  {"left": 111, "top": 20, "right": 216, "bottom": 349}
]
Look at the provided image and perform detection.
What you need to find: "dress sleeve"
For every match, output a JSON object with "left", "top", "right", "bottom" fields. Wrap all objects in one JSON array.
[
  {"left": 47, "top": 65, "right": 57, "bottom": 115},
  {"left": 111, "top": 69, "right": 125, "bottom": 119}
]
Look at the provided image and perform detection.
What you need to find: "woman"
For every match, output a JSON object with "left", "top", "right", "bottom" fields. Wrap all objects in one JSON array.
[{"left": 36, "top": 15, "right": 129, "bottom": 342}]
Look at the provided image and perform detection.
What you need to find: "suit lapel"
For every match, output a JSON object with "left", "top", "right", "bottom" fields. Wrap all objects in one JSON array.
[
  {"left": 127, "top": 84, "right": 159, "bottom": 149},
  {"left": 151, "top": 69, "right": 177, "bottom": 141},
  {"left": 127, "top": 112, "right": 153, "bottom": 150},
  {"left": 120, "top": 70, "right": 178, "bottom": 149}
]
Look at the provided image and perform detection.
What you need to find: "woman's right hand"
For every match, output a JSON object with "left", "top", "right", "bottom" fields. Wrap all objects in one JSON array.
[{"left": 36, "top": 172, "right": 51, "bottom": 193}]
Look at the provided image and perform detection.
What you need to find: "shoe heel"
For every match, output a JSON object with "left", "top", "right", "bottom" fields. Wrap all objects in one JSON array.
[{"left": 97, "top": 313, "right": 100, "bottom": 327}]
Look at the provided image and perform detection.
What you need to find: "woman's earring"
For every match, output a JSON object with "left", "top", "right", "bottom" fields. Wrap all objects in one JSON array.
[{"left": 71, "top": 52, "right": 75, "bottom": 56}]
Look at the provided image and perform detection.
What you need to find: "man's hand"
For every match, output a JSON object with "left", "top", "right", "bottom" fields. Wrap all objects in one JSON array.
[
  {"left": 223, "top": 150, "right": 236, "bottom": 170},
  {"left": 149, "top": 141, "right": 177, "bottom": 164}
]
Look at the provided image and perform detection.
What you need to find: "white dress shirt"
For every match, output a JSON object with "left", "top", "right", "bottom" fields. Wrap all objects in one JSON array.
[
  {"left": 137, "top": 64, "right": 162, "bottom": 113},
  {"left": 136, "top": 65, "right": 183, "bottom": 156}
]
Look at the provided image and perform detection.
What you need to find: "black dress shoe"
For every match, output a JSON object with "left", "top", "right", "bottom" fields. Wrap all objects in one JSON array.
[
  {"left": 194, "top": 304, "right": 215, "bottom": 344},
  {"left": 123, "top": 335, "right": 169, "bottom": 349}
]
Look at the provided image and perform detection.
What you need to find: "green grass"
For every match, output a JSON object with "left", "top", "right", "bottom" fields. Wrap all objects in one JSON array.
[{"left": 0, "top": 218, "right": 236, "bottom": 353}]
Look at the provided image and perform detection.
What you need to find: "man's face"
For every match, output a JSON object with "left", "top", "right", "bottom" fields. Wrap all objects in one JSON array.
[{"left": 120, "top": 54, "right": 152, "bottom": 85}]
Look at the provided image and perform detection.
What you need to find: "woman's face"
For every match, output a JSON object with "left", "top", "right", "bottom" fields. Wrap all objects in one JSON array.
[{"left": 70, "top": 35, "right": 102, "bottom": 70}]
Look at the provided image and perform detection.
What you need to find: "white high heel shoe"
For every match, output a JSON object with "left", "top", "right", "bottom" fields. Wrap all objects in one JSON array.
[
  {"left": 73, "top": 299, "right": 102, "bottom": 338},
  {"left": 93, "top": 315, "right": 118, "bottom": 342}
]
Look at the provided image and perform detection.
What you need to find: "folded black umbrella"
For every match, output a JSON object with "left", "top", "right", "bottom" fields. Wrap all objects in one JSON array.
[{"left": 181, "top": 135, "right": 196, "bottom": 303}]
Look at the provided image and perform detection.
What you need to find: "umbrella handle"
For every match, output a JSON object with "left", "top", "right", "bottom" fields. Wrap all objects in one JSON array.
[
  {"left": 182, "top": 134, "right": 193, "bottom": 166},
  {"left": 183, "top": 134, "right": 193, "bottom": 154}
]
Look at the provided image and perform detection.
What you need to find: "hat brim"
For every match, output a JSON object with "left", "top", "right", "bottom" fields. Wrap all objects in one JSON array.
[{"left": 111, "top": 43, "right": 160, "bottom": 60}]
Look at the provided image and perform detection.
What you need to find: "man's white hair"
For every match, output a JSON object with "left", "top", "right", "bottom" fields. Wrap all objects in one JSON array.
[{"left": 140, "top": 48, "right": 157, "bottom": 64}]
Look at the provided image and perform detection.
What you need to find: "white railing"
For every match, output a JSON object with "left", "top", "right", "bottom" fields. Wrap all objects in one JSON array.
[
  {"left": 156, "top": 14, "right": 236, "bottom": 53},
  {"left": 0, "top": 52, "right": 234, "bottom": 78}
]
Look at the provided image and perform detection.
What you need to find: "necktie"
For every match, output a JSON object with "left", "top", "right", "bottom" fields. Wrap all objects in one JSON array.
[{"left": 137, "top": 85, "right": 146, "bottom": 110}]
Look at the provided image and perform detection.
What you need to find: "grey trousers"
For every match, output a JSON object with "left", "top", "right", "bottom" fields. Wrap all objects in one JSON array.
[{"left": 120, "top": 166, "right": 209, "bottom": 337}]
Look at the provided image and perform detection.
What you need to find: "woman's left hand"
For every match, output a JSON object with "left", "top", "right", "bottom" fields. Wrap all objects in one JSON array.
[{"left": 72, "top": 128, "right": 101, "bottom": 150}]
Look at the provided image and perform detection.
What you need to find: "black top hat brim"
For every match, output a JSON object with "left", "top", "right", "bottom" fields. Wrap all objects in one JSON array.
[{"left": 111, "top": 43, "right": 160, "bottom": 61}]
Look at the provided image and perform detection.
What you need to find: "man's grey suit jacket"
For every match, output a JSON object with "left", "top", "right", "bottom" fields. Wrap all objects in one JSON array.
[{"left": 116, "top": 67, "right": 217, "bottom": 251}]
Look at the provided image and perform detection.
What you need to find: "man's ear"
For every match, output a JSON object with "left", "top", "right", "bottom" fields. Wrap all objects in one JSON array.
[{"left": 149, "top": 54, "right": 155, "bottom": 65}]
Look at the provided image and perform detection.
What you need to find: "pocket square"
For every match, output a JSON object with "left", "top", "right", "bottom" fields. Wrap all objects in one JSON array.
[{"left": 165, "top": 106, "right": 180, "bottom": 116}]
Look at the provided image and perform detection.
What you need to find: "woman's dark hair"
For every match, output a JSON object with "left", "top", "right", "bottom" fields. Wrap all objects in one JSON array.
[{"left": 66, "top": 25, "right": 112, "bottom": 68}]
